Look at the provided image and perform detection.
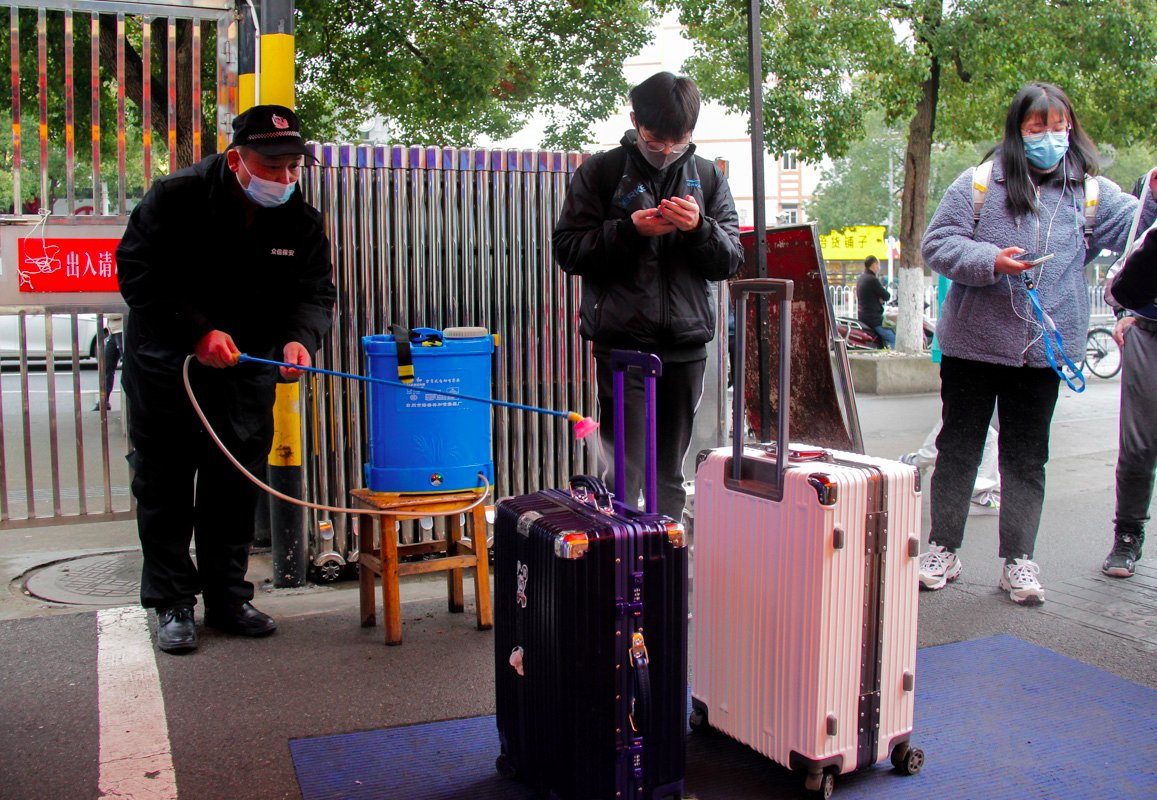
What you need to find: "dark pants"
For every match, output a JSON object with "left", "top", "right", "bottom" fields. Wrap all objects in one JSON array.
[
  {"left": 101, "top": 332, "right": 123, "bottom": 404},
  {"left": 930, "top": 356, "right": 1060, "bottom": 559},
  {"left": 1115, "top": 323, "right": 1157, "bottom": 533},
  {"left": 129, "top": 397, "right": 270, "bottom": 610},
  {"left": 595, "top": 356, "right": 705, "bottom": 520}
]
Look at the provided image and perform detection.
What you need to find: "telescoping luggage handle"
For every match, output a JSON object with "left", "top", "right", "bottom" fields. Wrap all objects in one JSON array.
[
  {"left": 568, "top": 350, "right": 661, "bottom": 514},
  {"left": 730, "top": 278, "right": 794, "bottom": 501},
  {"left": 611, "top": 349, "right": 662, "bottom": 514}
]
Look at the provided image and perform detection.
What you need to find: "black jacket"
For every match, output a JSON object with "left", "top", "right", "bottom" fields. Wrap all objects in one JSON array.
[
  {"left": 551, "top": 131, "right": 743, "bottom": 362},
  {"left": 116, "top": 153, "right": 336, "bottom": 441},
  {"left": 856, "top": 268, "right": 890, "bottom": 328},
  {"left": 1111, "top": 222, "right": 1157, "bottom": 316}
]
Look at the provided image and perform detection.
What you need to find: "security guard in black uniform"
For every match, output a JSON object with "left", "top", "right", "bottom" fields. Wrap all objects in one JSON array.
[{"left": 116, "top": 105, "right": 336, "bottom": 653}]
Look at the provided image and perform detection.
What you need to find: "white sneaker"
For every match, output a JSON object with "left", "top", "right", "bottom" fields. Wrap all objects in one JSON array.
[
  {"left": 900, "top": 452, "right": 933, "bottom": 469},
  {"left": 999, "top": 558, "right": 1045, "bottom": 606},
  {"left": 968, "top": 490, "right": 1001, "bottom": 516},
  {"left": 918, "top": 545, "right": 962, "bottom": 590}
]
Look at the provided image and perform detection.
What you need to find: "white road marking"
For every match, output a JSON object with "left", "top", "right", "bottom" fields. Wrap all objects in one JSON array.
[{"left": 97, "top": 606, "right": 178, "bottom": 799}]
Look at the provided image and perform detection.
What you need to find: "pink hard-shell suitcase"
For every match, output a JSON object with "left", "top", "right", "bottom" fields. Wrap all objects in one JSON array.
[{"left": 689, "top": 279, "right": 925, "bottom": 798}]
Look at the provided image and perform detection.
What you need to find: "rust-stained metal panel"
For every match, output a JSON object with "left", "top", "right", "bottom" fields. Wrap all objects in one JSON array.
[{"left": 739, "top": 225, "right": 863, "bottom": 453}]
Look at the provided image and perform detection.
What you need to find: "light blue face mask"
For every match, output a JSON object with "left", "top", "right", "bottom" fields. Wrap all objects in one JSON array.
[
  {"left": 1022, "top": 130, "right": 1069, "bottom": 171},
  {"left": 237, "top": 158, "right": 296, "bottom": 208}
]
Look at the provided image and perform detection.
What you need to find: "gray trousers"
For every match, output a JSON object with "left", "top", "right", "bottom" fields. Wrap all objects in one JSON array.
[{"left": 1114, "top": 322, "right": 1157, "bottom": 533}]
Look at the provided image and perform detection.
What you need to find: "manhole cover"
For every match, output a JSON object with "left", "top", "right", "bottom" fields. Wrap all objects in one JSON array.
[
  {"left": 1041, "top": 565, "right": 1157, "bottom": 651},
  {"left": 24, "top": 551, "right": 142, "bottom": 606}
]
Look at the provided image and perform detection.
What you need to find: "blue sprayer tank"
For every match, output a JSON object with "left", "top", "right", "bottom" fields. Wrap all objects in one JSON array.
[{"left": 362, "top": 326, "right": 495, "bottom": 494}]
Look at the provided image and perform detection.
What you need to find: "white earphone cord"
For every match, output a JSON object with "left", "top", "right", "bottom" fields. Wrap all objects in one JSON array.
[{"left": 181, "top": 355, "right": 491, "bottom": 519}]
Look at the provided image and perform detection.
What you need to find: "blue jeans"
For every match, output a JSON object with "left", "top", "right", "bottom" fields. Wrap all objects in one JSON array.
[{"left": 873, "top": 325, "right": 895, "bottom": 348}]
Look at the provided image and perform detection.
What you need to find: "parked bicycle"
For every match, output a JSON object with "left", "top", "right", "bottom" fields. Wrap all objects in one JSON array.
[{"left": 1083, "top": 327, "right": 1122, "bottom": 379}]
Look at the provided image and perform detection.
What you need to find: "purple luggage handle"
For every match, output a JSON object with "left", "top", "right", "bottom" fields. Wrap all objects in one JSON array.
[{"left": 610, "top": 349, "right": 662, "bottom": 514}]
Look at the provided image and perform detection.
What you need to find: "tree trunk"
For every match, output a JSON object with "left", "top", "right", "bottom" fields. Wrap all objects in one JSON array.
[
  {"left": 895, "top": 55, "right": 940, "bottom": 354},
  {"left": 99, "top": 17, "right": 204, "bottom": 172}
]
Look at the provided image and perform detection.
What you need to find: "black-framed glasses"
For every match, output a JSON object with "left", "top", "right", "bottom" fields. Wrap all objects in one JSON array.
[{"left": 637, "top": 129, "right": 691, "bottom": 155}]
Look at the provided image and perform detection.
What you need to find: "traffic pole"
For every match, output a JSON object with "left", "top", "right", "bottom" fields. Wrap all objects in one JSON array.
[
  {"left": 237, "top": 1, "right": 258, "bottom": 112},
  {"left": 259, "top": 0, "right": 308, "bottom": 587}
]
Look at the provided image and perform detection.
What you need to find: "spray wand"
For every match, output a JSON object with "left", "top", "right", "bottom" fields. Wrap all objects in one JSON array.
[
  {"left": 235, "top": 353, "right": 601, "bottom": 439},
  {"left": 181, "top": 352, "right": 601, "bottom": 518}
]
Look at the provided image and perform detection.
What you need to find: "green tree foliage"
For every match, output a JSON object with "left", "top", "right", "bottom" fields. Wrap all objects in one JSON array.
[
  {"left": 661, "top": 0, "right": 1157, "bottom": 350},
  {"left": 1102, "top": 144, "right": 1157, "bottom": 195},
  {"left": 294, "top": 0, "right": 657, "bottom": 148},
  {"left": 806, "top": 112, "right": 986, "bottom": 237}
]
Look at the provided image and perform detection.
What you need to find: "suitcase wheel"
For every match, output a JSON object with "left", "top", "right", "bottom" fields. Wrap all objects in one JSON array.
[
  {"left": 804, "top": 770, "right": 835, "bottom": 799},
  {"left": 890, "top": 743, "right": 925, "bottom": 776},
  {"left": 688, "top": 707, "right": 708, "bottom": 733},
  {"left": 495, "top": 753, "right": 517, "bottom": 780}
]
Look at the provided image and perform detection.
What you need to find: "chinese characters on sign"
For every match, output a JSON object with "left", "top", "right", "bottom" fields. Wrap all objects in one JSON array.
[
  {"left": 817, "top": 225, "right": 891, "bottom": 262},
  {"left": 17, "top": 237, "right": 120, "bottom": 292}
]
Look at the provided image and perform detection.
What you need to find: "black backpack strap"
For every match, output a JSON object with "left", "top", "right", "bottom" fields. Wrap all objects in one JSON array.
[
  {"left": 692, "top": 154, "right": 718, "bottom": 206},
  {"left": 388, "top": 323, "right": 416, "bottom": 383},
  {"left": 596, "top": 147, "right": 630, "bottom": 213}
]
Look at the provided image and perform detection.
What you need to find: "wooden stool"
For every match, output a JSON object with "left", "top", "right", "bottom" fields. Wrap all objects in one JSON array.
[{"left": 351, "top": 488, "right": 492, "bottom": 645}]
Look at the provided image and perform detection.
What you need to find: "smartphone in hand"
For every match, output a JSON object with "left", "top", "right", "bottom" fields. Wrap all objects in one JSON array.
[{"left": 1014, "top": 252, "right": 1055, "bottom": 267}]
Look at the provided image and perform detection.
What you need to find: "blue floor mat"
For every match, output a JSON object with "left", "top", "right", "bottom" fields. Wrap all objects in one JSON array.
[{"left": 290, "top": 636, "right": 1157, "bottom": 799}]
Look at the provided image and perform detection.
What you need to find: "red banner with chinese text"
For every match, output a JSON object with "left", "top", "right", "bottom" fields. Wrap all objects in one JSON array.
[{"left": 16, "top": 237, "right": 120, "bottom": 292}]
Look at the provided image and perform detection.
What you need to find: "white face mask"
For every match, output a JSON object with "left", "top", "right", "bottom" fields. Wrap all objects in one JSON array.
[{"left": 237, "top": 156, "right": 296, "bottom": 208}]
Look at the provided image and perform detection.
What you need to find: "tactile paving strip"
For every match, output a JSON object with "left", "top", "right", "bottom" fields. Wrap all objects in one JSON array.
[
  {"left": 1041, "top": 564, "right": 1157, "bottom": 651},
  {"left": 24, "top": 551, "right": 141, "bottom": 606}
]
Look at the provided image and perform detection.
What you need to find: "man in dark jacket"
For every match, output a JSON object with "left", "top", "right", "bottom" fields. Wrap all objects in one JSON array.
[
  {"left": 552, "top": 72, "right": 743, "bottom": 519},
  {"left": 856, "top": 255, "right": 893, "bottom": 348},
  {"left": 117, "top": 105, "right": 336, "bottom": 653}
]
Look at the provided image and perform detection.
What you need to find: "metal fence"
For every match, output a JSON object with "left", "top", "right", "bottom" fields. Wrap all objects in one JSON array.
[
  {"left": 3, "top": 0, "right": 237, "bottom": 216},
  {"left": 0, "top": 306, "right": 132, "bottom": 528},
  {"left": 830, "top": 283, "right": 1112, "bottom": 325},
  {"left": 0, "top": 0, "right": 235, "bottom": 528},
  {"left": 296, "top": 145, "right": 617, "bottom": 560}
]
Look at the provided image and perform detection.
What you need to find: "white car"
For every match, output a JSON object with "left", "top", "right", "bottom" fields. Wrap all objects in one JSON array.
[{"left": 0, "top": 313, "right": 102, "bottom": 360}]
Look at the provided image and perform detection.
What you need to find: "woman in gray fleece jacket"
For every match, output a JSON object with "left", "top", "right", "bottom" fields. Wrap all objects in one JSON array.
[{"left": 918, "top": 82, "right": 1157, "bottom": 606}]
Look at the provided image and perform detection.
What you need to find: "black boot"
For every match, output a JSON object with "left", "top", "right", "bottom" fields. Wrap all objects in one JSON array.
[
  {"left": 204, "top": 601, "right": 277, "bottom": 637},
  {"left": 1102, "top": 528, "right": 1144, "bottom": 578},
  {"left": 156, "top": 606, "right": 198, "bottom": 653}
]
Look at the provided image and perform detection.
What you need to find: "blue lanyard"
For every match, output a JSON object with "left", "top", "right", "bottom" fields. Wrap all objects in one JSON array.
[{"left": 1022, "top": 273, "right": 1085, "bottom": 392}]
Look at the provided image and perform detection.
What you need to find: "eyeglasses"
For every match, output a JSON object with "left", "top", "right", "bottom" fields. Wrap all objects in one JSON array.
[
  {"left": 637, "top": 129, "right": 692, "bottom": 155},
  {"left": 1021, "top": 121, "right": 1070, "bottom": 137}
]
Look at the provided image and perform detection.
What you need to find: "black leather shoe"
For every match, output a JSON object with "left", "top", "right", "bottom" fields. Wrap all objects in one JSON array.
[
  {"left": 204, "top": 602, "right": 277, "bottom": 637},
  {"left": 156, "top": 606, "right": 197, "bottom": 653}
]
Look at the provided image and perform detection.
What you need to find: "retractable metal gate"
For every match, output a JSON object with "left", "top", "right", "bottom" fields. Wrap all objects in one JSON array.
[
  {"left": 299, "top": 146, "right": 604, "bottom": 558},
  {"left": 2, "top": 1, "right": 728, "bottom": 547},
  {"left": 0, "top": 0, "right": 237, "bottom": 529}
]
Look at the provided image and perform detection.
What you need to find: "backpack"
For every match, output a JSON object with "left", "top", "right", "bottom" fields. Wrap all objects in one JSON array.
[
  {"left": 971, "top": 159, "right": 1098, "bottom": 248},
  {"left": 597, "top": 147, "right": 718, "bottom": 212}
]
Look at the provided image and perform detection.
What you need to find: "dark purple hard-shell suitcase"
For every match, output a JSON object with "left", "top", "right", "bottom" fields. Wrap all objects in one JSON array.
[{"left": 494, "top": 350, "right": 689, "bottom": 800}]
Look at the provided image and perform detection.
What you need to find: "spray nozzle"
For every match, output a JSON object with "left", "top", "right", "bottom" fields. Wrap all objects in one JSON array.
[{"left": 569, "top": 412, "right": 600, "bottom": 439}]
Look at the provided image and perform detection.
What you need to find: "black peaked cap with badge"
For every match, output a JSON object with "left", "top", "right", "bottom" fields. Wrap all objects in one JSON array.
[{"left": 229, "top": 104, "right": 316, "bottom": 161}]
